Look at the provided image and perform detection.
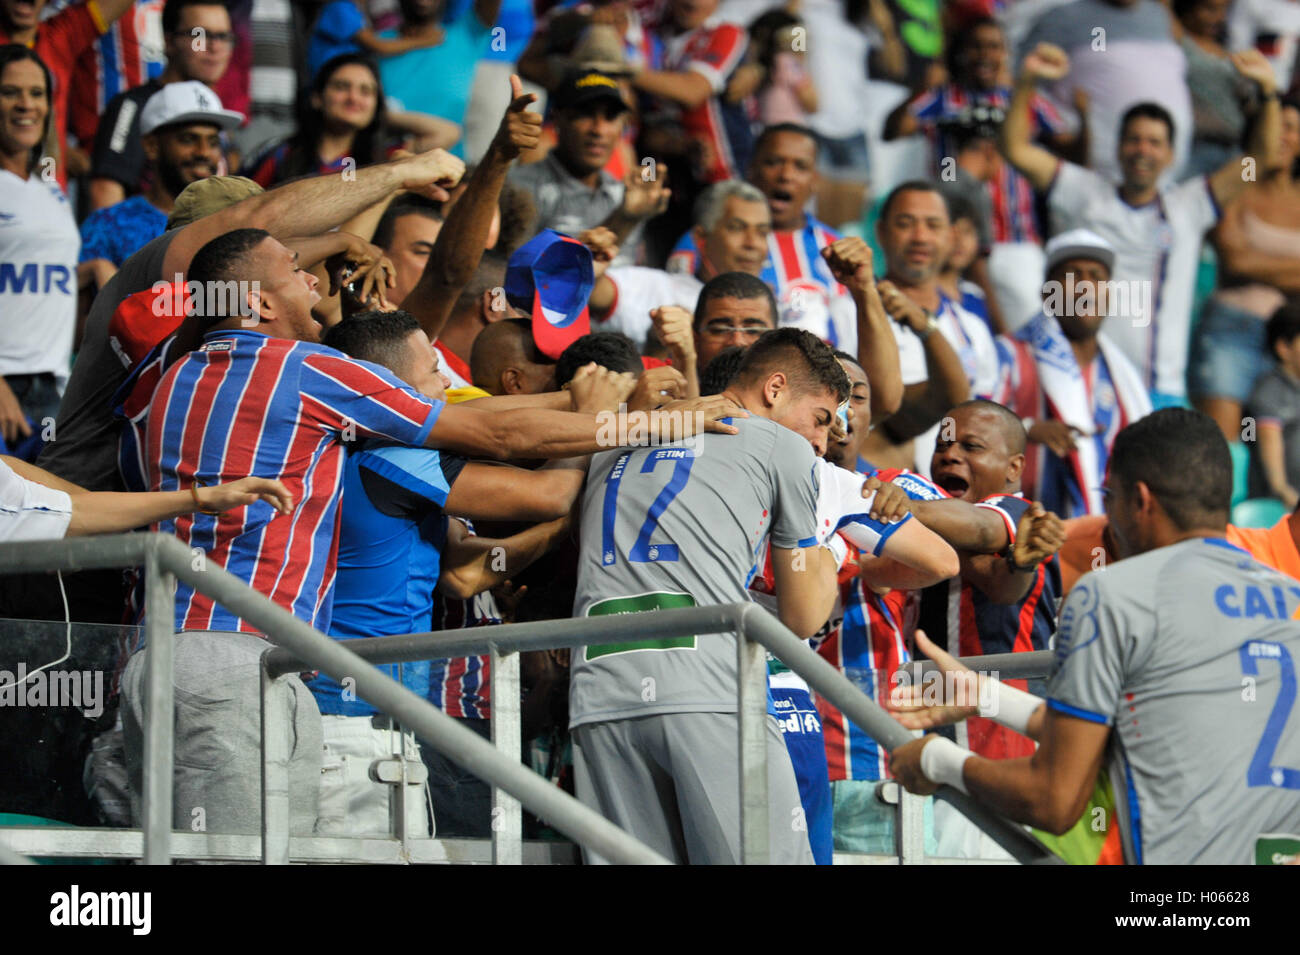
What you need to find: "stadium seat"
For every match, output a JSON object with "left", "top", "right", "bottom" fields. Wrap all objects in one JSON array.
[
  {"left": 0, "top": 813, "right": 110, "bottom": 865},
  {"left": 1231, "top": 497, "right": 1288, "bottom": 530},
  {"left": 1229, "top": 442, "right": 1251, "bottom": 508}
]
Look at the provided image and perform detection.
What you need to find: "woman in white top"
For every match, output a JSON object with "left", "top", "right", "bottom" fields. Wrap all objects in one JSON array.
[{"left": 0, "top": 45, "right": 79, "bottom": 459}]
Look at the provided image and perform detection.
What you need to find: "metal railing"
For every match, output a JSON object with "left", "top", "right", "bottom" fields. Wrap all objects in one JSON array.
[{"left": 0, "top": 533, "right": 1062, "bottom": 865}]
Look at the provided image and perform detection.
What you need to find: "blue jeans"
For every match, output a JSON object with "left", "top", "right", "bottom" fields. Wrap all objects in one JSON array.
[
  {"left": 1187, "top": 298, "right": 1269, "bottom": 404},
  {"left": 421, "top": 717, "right": 492, "bottom": 837}
]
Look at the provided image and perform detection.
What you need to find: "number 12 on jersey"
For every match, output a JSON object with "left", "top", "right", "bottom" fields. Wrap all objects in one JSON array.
[{"left": 601, "top": 448, "right": 696, "bottom": 566}]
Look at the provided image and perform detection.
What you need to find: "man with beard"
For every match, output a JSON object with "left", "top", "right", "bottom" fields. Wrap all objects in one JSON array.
[
  {"left": 79, "top": 81, "right": 242, "bottom": 287},
  {"left": 993, "top": 230, "right": 1152, "bottom": 520},
  {"left": 863, "top": 181, "right": 998, "bottom": 474}
]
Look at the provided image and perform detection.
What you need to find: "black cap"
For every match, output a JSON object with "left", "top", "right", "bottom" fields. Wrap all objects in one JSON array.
[{"left": 552, "top": 70, "right": 629, "bottom": 113}]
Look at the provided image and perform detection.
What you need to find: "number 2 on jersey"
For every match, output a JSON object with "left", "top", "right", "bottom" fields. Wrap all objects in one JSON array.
[
  {"left": 1239, "top": 641, "right": 1300, "bottom": 790},
  {"left": 601, "top": 449, "right": 696, "bottom": 565}
]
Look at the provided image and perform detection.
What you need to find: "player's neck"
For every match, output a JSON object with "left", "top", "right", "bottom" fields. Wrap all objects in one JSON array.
[{"left": 721, "top": 386, "right": 768, "bottom": 420}]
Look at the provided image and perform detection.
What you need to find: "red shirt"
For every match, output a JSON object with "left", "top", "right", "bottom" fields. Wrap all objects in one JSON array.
[{"left": 0, "top": 0, "right": 107, "bottom": 191}]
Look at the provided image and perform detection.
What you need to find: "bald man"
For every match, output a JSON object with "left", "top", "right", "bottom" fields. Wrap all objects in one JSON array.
[
  {"left": 469, "top": 318, "right": 558, "bottom": 395},
  {"left": 901, "top": 399, "right": 1065, "bottom": 857}
]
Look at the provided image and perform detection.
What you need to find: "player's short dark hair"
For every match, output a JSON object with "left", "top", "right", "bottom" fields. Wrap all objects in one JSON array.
[
  {"left": 555, "top": 332, "right": 643, "bottom": 386},
  {"left": 879, "top": 180, "right": 951, "bottom": 223},
  {"left": 322, "top": 310, "right": 421, "bottom": 376},
  {"left": 1119, "top": 101, "right": 1176, "bottom": 146},
  {"left": 163, "top": 0, "right": 225, "bottom": 36},
  {"left": 753, "top": 122, "right": 819, "bottom": 159},
  {"left": 700, "top": 345, "right": 747, "bottom": 395},
  {"left": 1109, "top": 408, "right": 1232, "bottom": 529},
  {"left": 373, "top": 194, "right": 443, "bottom": 252},
  {"left": 694, "top": 272, "right": 778, "bottom": 330},
  {"left": 1266, "top": 298, "right": 1300, "bottom": 355},
  {"left": 949, "top": 398, "right": 1027, "bottom": 455},
  {"left": 733, "top": 328, "right": 851, "bottom": 404},
  {"left": 187, "top": 228, "right": 271, "bottom": 326}
]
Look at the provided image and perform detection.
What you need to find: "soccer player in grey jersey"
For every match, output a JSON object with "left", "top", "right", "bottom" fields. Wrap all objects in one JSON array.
[
  {"left": 571, "top": 329, "right": 872, "bottom": 864},
  {"left": 891, "top": 408, "right": 1300, "bottom": 864}
]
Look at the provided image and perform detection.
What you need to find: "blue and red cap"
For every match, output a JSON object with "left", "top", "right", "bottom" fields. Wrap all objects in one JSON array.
[{"left": 505, "top": 229, "right": 594, "bottom": 360}]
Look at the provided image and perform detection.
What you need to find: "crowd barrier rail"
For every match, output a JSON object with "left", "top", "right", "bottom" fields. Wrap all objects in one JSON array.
[{"left": 0, "top": 533, "right": 1061, "bottom": 865}]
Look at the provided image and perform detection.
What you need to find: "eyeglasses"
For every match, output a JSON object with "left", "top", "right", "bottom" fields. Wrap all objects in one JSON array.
[{"left": 701, "top": 322, "right": 767, "bottom": 338}]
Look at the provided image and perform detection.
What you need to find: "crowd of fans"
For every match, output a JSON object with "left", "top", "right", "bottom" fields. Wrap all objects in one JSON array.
[{"left": 2, "top": 0, "right": 1300, "bottom": 864}]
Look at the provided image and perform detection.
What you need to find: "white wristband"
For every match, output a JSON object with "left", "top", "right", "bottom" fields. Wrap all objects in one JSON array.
[
  {"left": 977, "top": 679, "right": 1043, "bottom": 736},
  {"left": 919, "top": 736, "right": 973, "bottom": 795}
]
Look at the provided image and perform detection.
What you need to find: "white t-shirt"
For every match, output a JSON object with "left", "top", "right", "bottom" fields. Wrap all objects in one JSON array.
[
  {"left": 0, "top": 171, "right": 79, "bottom": 384},
  {"left": 600, "top": 267, "right": 703, "bottom": 345},
  {"left": 0, "top": 459, "right": 72, "bottom": 542},
  {"left": 911, "top": 295, "right": 1001, "bottom": 474},
  {"left": 432, "top": 340, "right": 473, "bottom": 390},
  {"left": 1048, "top": 161, "right": 1219, "bottom": 397}
]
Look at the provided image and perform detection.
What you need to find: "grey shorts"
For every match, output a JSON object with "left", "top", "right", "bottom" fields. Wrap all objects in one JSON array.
[{"left": 572, "top": 711, "right": 815, "bottom": 864}]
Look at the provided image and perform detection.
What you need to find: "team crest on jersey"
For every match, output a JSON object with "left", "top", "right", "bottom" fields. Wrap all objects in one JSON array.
[
  {"left": 778, "top": 280, "right": 831, "bottom": 336},
  {"left": 1096, "top": 380, "right": 1116, "bottom": 411}
]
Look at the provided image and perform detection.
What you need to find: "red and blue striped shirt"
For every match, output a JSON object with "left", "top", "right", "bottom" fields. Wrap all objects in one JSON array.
[
  {"left": 144, "top": 329, "right": 440, "bottom": 635},
  {"left": 908, "top": 83, "right": 1065, "bottom": 245}
]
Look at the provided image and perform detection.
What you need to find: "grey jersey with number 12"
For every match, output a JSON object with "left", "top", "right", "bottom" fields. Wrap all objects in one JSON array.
[
  {"left": 1048, "top": 537, "right": 1300, "bottom": 864},
  {"left": 569, "top": 417, "right": 821, "bottom": 729}
]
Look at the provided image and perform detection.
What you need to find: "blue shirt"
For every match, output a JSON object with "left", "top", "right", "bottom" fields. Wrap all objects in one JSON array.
[
  {"left": 311, "top": 441, "right": 465, "bottom": 716},
  {"left": 79, "top": 195, "right": 167, "bottom": 268},
  {"left": 308, "top": 0, "right": 365, "bottom": 79},
  {"left": 379, "top": 0, "right": 493, "bottom": 158}
]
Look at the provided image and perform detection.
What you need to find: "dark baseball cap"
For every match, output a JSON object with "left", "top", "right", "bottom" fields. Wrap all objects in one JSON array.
[{"left": 552, "top": 70, "right": 629, "bottom": 113}]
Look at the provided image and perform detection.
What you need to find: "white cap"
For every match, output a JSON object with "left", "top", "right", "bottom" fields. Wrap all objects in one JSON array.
[
  {"left": 140, "top": 81, "right": 244, "bottom": 136},
  {"left": 1044, "top": 228, "right": 1115, "bottom": 276}
]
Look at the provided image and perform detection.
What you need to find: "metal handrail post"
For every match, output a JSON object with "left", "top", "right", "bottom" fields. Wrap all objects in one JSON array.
[
  {"left": 152, "top": 536, "right": 671, "bottom": 864},
  {"left": 489, "top": 642, "right": 522, "bottom": 865},
  {"left": 906, "top": 650, "right": 1054, "bottom": 681},
  {"left": 259, "top": 656, "right": 292, "bottom": 865},
  {"left": 736, "top": 620, "right": 769, "bottom": 864},
  {"left": 897, "top": 790, "right": 926, "bottom": 864},
  {"left": 141, "top": 544, "right": 175, "bottom": 866}
]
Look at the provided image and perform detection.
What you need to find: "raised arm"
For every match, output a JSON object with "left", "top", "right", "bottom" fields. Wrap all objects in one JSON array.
[
  {"left": 823, "top": 238, "right": 904, "bottom": 421},
  {"left": 405, "top": 75, "right": 541, "bottom": 341},
  {"left": 1000, "top": 43, "right": 1071, "bottom": 193},
  {"left": 160, "top": 148, "right": 467, "bottom": 281},
  {"left": 1208, "top": 50, "right": 1281, "bottom": 209}
]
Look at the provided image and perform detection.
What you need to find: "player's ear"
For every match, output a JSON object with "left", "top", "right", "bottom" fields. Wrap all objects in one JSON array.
[
  {"left": 763, "top": 370, "right": 787, "bottom": 407},
  {"left": 501, "top": 367, "right": 523, "bottom": 395},
  {"left": 1007, "top": 452, "right": 1025, "bottom": 484}
]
